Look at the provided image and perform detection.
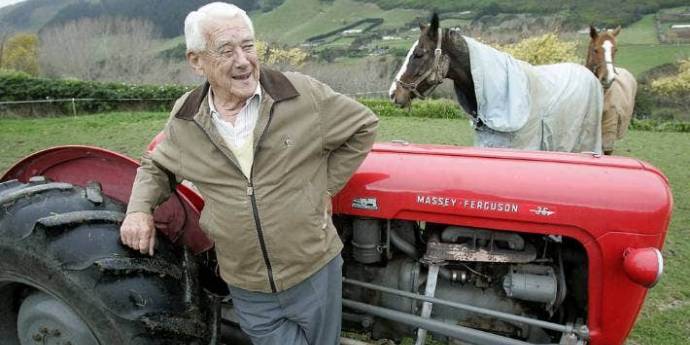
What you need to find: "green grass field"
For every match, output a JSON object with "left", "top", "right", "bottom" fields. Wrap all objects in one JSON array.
[
  {"left": 150, "top": 2, "right": 690, "bottom": 76},
  {"left": 616, "top": 43, "right": 690, "bottom": 75},
  {"left": 617, "top": 14, "right": 659, "bottom": 45},
  {"left": 0, "top": 112, "right": 688, "bottom": 344},
  {"left": 251, "top": 0, "right": 420, "bottom": 45}
]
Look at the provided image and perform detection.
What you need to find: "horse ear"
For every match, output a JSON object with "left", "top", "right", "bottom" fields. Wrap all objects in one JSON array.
[
  {"left": 612, "top": 26, "right": 622, "bottom": 37},
  {"left": 430, "top": 12, "right": 440, "bottom": 35},
  {"left": 419, "top": 21, "right": 427, "bottom": 32},
  {"left": 589, "top": 25, "right": 598, "bottom": 39}
]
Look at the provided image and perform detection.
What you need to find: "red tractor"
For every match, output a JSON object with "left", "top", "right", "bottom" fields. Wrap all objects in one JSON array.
[{"left": 0, "top": 140, "right": 671, "bottom": 345}]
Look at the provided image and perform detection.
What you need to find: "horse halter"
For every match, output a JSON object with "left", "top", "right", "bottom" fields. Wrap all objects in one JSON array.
[
  {"left": 396, "top": 28, "right": 450, "bottom": 99},
  {"left": 590, "top": 43, "right": 618, "bottom": 89}
]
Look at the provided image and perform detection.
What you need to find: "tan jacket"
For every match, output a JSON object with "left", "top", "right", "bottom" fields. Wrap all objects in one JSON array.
[{"left": 127, "top": 68, "right": 378, "bottom": 292}]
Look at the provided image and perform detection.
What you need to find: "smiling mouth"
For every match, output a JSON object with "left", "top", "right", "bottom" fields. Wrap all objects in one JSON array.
[{"left": 232, "top": 73, "right": 252, "bottom": 81}]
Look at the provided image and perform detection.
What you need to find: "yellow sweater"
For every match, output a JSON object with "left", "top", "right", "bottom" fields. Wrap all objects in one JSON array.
[{"left": 229, "top": 132, "right": 254, "bottom": 178}]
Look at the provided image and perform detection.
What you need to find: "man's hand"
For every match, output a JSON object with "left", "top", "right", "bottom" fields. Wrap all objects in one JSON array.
[{"left": 120, "top": 212, "right": 156, "bottom": 255}]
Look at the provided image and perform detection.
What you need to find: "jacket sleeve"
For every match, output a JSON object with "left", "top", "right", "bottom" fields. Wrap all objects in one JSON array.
[
  {"left": 126, "top": 99, "right": 186, "bottom": 215},
  {"left": 311, "top": 78, "right": 379, "bottom": 195}
]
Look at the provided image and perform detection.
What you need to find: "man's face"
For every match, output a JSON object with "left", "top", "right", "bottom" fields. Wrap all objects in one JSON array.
[{"left": 189, "top": 16, "right": 259, "bottom": 101}]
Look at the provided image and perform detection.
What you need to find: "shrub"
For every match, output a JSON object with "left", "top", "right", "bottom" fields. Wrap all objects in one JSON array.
[
  {"left": 256, "top": 41, "right": 308, "bottom": 67},
  {"left": 630, "top": 118, "right": 690, "bottom": 132},
  {"left": 0, "top": 71, "right": 191, "bottom": 113},
  {"left": 359, "top": 98, "right": 463, "bottom": 119},
  {"left": 650, "top": 59, "right": 690, "bottom": 96},
  {"left": 499, "top": 33, "right": 579, "bottom": 65}
]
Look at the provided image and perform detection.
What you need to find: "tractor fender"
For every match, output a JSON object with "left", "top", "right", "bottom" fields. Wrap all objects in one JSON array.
[{"left": 1, "top": 145, "right": 212, "bottom": 254}]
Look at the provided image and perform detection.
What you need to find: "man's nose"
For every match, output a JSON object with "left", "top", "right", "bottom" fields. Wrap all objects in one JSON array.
[{"left": 233, "top": 47, "right": 250, "bottom": 67}]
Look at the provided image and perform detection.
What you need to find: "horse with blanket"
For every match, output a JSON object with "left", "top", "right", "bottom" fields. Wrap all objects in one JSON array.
[
  {"left": 390, "top": 14, "right": 604, "bottom": 154},
  {"left": 586, "top": 25, "right": 638, "bottom": 155}
]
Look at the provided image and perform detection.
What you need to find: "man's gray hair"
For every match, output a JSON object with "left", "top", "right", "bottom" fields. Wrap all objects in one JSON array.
[{"left": 184, "top": 2, "right": 255, "bottom": 53}]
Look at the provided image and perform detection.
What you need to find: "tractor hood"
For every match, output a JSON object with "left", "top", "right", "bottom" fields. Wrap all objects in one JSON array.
[{"left": 334, "top": 142, "right": 672, "bottom": 242}]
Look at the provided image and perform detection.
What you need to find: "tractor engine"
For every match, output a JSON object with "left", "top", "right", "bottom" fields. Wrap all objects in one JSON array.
[{"left": 338, "top": 217, "right": 588, "bottom": 344}]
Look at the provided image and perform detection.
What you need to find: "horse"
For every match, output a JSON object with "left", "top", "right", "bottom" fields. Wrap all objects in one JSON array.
[
  {"left": 586, "top": 25, "right": 638, "bottom": 155},
  {"left": 390, "top": 14, "right": 604, "bottom": 154}
]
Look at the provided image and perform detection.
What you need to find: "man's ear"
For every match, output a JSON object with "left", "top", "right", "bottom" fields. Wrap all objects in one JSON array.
[{"left": 186, "top": 51, "right": 205, "bottom": 76}]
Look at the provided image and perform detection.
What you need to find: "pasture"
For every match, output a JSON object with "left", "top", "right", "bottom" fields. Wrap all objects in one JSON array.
[
  {"left": 247, "top": 0, "right": 690, "bottom": 78},
  {"left": 616, "top": 43, "right": 690, "bottom": 76},
  {"left": 251, "top": 0, "right": 420, "bottom": 46},
  {"left": 616, "top": 14, "right": 659, "bottom": 45},
  {"left": 0, "top": 111, "right": 687, "bottom": 345}
]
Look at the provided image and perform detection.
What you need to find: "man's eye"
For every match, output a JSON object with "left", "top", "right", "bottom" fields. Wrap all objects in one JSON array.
[{"left": 243, "top": 44, "right": 255, "bottom": 51}]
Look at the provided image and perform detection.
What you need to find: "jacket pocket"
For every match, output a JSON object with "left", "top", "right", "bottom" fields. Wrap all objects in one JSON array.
[{"left": 301, "top": 180, "right": 331, "bottom": 231}]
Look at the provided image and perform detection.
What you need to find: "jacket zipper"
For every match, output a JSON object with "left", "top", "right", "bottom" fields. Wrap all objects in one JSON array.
[
  {"left": 249, "top": 107, "right": 277, "bottom": 292},
  {"left": 193, "top": 110, "right": 278, "bottom": 292}
]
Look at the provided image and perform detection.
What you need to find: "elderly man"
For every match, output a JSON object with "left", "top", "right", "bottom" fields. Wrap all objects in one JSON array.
[{"left": 119, "top": 2, "right": 378, "bottom": 345}]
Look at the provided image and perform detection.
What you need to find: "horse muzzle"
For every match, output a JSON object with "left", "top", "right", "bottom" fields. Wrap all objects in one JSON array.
[{"left": 391, "top": 88, "right": 412, "bottom": 108}]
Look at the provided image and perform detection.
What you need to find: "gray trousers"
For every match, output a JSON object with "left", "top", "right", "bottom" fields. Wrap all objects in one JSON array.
[{"left": 228, "top": 255, "right": 343, "bottom": 345}]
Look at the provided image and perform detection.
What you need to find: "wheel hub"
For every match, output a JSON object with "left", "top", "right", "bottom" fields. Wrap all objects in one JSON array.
[{"left": 17, "top": 292, "right": 98, "bottom": 345}]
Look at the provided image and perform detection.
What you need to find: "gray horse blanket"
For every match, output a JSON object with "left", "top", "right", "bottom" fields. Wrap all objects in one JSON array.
[
  {"left": 602, "top": 67, "right": 637, "bottom": 153},
  {"left": 465, "top": 37, "right": 604, "bottom": 153}
]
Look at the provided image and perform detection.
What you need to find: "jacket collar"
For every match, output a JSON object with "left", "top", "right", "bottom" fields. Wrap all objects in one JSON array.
[{"left": 175, "top": 66, "right": 300, "bottom": 120}]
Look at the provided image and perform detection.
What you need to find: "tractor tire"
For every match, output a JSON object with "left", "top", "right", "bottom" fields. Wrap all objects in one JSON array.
[{"left": 0, "top": 177, "right": 218, "bottom": 345}]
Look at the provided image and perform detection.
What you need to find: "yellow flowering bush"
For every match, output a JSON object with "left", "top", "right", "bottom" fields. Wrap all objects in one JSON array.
[
  {"left": 256, "top": 41, "right": 308, "bottom": 67},
  {"left": 650, "top": 59, "right": 690, "bottom": 96},
  {"left": 499, "top": 33, "right": 579, "bottom": 65}
]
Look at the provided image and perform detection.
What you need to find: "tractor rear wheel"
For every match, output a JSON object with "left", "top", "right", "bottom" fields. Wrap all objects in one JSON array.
[{"left": 0, "top": 177, "right": 217, "bottom": 345}]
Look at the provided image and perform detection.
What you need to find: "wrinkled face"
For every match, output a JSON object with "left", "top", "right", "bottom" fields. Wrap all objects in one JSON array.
[
  {"left": 389, "top": 24, "right": 439, "bottom": 107},
  {"left": 188, "top": 16, "right": 259, "bottom": 101},
  {"left": 587, "top": 27, "right": 620, "bottom": 86}
]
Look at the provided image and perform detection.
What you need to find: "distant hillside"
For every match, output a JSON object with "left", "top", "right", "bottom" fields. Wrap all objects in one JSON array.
[
  {"left": 3, "top": 0, "right": 690, "bottom": 38},
  {"left": 356, "top": 0, "right": 690, "bottom": 27},
  {"left": 0, "top": 0, "right": 265, "bottom": 37}
]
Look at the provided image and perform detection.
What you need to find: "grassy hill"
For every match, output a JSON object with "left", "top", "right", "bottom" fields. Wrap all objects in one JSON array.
[
  {"left": 251, "top": 0, "right": 420, "bottom": 46},
  {"left": 3, "top": 0, "right": 689, "bottom": 78}
]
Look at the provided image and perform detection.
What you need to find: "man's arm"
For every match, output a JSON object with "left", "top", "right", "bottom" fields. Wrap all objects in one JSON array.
[
  {"left": 121, "top": 120, "right": 182, "bottom": 255},
  {"left": 313, "top": 79, "right": 379, "bottom": 196}
]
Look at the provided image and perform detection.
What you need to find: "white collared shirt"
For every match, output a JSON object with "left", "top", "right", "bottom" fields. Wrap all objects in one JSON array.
[{"left": 209, "top": 84, "right": 262, "bottom": 149}]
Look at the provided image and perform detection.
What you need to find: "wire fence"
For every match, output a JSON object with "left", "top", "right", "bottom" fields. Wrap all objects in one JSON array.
[
  {"left": 0, "top": 91, "right": 391, "bottom": 117},
  {"left": 0, "top": 97, "right": 180, "bottom": 117}
]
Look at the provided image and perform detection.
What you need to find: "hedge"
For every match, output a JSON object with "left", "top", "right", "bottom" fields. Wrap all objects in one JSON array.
[
  {"left": 0, "top": 70, "right": 192, "bottom": 113},
  {"left": 2, "top": 71, "right": 688, "bottom": 132}
]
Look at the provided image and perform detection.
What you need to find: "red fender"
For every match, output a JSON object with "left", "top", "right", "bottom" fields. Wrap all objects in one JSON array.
[{"left": 1, "top": 145, "right": 212, "bottom": 254}]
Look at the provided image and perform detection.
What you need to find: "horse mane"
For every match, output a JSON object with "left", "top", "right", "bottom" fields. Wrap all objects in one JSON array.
[{"left": 443, "top": 29, "right": 477, "bottom": 116}]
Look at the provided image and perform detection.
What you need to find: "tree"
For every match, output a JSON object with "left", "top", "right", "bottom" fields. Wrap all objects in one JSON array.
[
  {"left": 39, "top": 17, "right": 177, "bottom": 84},
  {"left": 1, "top": 32, "right": 40, "bottom": 76}
]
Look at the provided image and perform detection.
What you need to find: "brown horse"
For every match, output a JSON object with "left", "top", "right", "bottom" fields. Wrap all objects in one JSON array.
[
  {"left": 586, "top": 25, "right": 638, "bottom": 155},
  {"left": 391, "top": 14, "right": 603, "bottom": 153}
]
